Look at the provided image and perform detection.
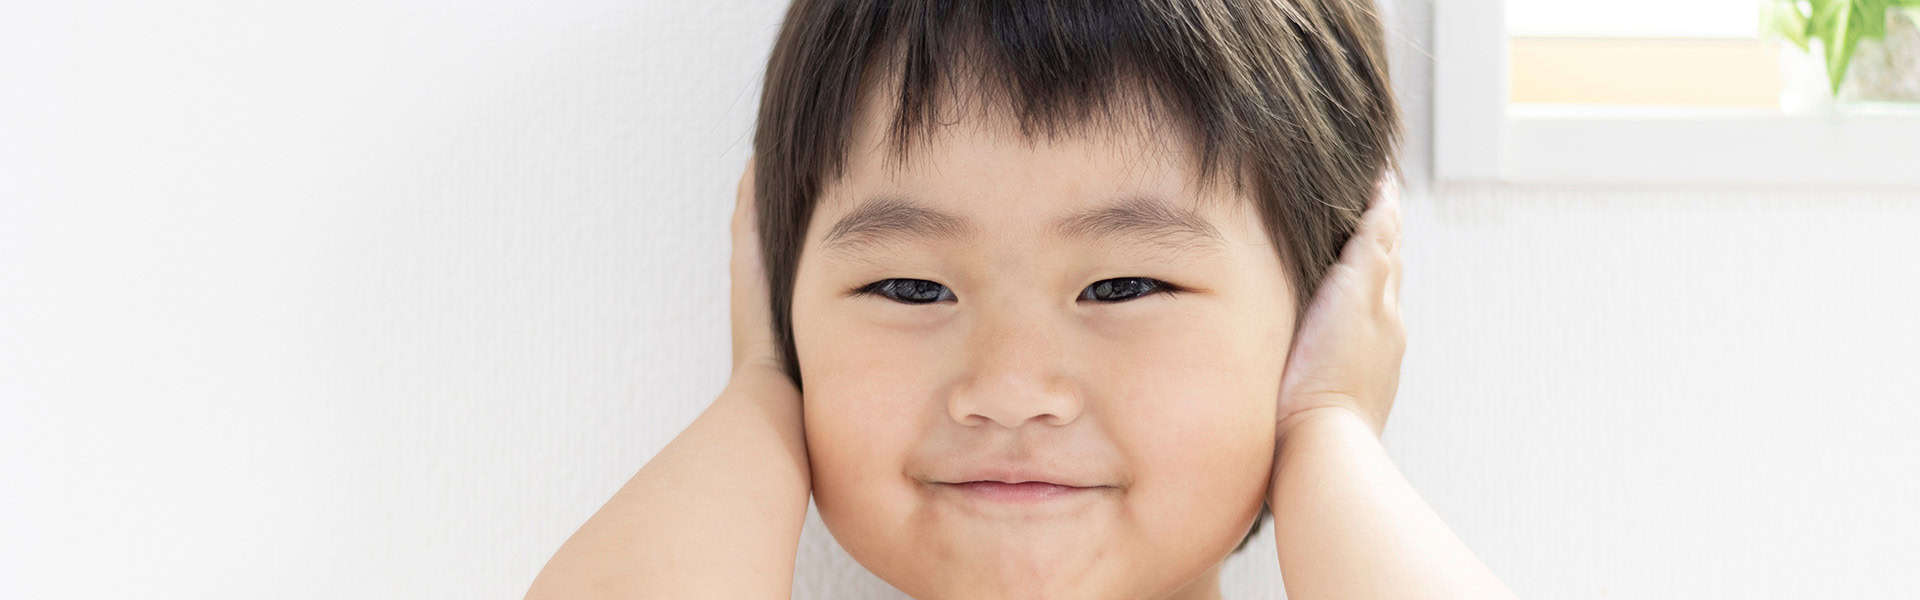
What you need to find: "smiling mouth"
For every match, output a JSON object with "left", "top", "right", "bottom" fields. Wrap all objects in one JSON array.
[{"left": 940, "top": 481, "right": 1104, "bottom": 502}]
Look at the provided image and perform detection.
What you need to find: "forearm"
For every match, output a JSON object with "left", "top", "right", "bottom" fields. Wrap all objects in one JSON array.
[
  {"left": 526, "top": 371, "right": 810, "bottom": 599},
  {"left": 1269, "top": 407, "right": 1515, "bottom": 600}
]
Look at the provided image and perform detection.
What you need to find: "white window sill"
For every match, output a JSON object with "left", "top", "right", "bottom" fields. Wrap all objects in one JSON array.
[{"left": 1493, "top": 103, "right": 1920, "bottom": 185}]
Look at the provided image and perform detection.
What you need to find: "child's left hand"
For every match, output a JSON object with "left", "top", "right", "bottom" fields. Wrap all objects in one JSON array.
[
  {"left": 1273, "top": 176, "right": 1405, "bottom": 440},
  {"left": 729, "top": 156, "right": 789, "bottom": 382}
]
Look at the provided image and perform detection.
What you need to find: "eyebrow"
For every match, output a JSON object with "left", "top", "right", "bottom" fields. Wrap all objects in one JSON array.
[{"left": 820, "top": 194, "right": 1228, "bottom": 257}]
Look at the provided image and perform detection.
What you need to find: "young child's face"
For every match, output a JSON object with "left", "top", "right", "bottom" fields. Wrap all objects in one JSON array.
[{"left": 789, "top": 90, "right": 1296, "bottom": 599}]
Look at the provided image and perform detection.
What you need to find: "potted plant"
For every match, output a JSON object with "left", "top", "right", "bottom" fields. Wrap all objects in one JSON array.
[{"left": 1765, "top": 0, "right": 1920, "bottom": 106}]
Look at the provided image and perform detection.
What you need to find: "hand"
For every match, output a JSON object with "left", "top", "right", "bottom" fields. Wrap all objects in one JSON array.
[
  {"left": 729, "top": 156, "right": 793, "bottom": 386},
  {"left": 1274, "top": 176, "right": 1405, "bottom": 440}
]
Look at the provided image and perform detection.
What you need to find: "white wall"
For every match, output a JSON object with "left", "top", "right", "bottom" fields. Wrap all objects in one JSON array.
[{"left": 3, "top": 1, "right": 1915, "bottom": 598}]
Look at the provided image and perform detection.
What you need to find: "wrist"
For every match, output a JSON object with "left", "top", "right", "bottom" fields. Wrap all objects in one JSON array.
[
  {"left": 722, "top": 365, "right": 804, "bottom": 433},
  {"left": 728, "top": 360, "right": 798, "bottom": 395},
  {"left": 720, "top": 363, "right": 811, "bottom": 489},
  {"left": 1267, "top": 405, "right": 1380, "bottom": 506},
  {"left": 1276, "top": 404, "right": 1376, "bottom": 447}
]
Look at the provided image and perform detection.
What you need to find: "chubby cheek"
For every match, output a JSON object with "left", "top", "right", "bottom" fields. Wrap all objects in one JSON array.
[
  {"left": 1100, "top": 310, "right": 1281, "bottom": 552},
  {"left": 792, "top": 301, "right": 934, "bottom": 549}
]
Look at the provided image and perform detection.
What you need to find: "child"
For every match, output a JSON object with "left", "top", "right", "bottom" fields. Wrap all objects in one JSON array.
[{"left": 528, "top": 0, "right": 1516, "bottom": 598}]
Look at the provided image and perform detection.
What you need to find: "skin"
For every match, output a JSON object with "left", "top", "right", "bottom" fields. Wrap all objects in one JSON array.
[{"left": 525, "top": 96, "right": 1517, "bottom": 600}]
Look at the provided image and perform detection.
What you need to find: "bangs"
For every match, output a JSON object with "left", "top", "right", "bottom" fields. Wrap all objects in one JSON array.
[
  {"left": 854, "top": 3, "right": 1243, "bottom": 198},
  {"left": 780, "top": 0, "right": 1294, "bottom": 204}
]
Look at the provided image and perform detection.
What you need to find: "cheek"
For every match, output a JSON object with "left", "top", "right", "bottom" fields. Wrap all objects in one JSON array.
[
  {"left": 1098, "top": 300, "right": 1283, "bottom": 437},
  {"left": 1099, "top": 310, "right": 1280, "bottom": 547},
  {"left": 793, "top": 311, "right": 954, "bottom": 581},
  {"left": 793, "top": 292, "right": 933, "bottom": 456},
  {"left": 792, "top": 291, "right": 931, "bottom": 516}
]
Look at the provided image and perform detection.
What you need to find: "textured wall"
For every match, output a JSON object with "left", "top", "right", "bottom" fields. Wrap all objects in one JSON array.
[{"left": 3, "top": 1, "right": 1916, "bottom": 598}]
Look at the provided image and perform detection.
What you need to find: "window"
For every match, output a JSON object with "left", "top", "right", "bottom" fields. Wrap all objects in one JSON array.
[{"left": 1435, "top": 0, "right": 1920, "bottom": 184}]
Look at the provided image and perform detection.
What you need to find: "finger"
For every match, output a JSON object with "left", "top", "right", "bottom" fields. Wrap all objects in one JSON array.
[
  {"left": 1387, "top": 236, "right": 1402, "bottom": 310},
  {"left": 1363, "top": 177, "right": 1400, "bottom": 309},
  {"left": 732, "top": 162, "right": 770, "bottom": 290},
  {"left": 1370, "top": 176, "right": 1400, "bottom": 256},
  {"left": 733, "top": 157, "right": 757, "bottom": 237},
  {"left": 1381, "top": 177, "right": 1403, "bottom": 308},
  {"left": 1332, "top": 185, "right": 1395, "bottom": 305}
]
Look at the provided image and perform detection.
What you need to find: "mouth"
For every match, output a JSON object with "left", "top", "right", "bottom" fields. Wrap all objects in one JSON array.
[{"left": 938, "top": 480, "right": 1106, "bottom": 503}]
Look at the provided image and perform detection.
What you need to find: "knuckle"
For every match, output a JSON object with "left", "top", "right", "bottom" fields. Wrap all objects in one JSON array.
[
  {"left": 1372, "top": 301, "right": 1397, "bottom": 326},
  {"left": 1324, "top": 261, "right": 1357, "bottom": 284},
  {"left": 1365, "top": 238, "right": 1392, "bottom": 266}
]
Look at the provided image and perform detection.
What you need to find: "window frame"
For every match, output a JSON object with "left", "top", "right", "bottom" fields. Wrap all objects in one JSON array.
[{"left": 1434, "top": 0, "right": 1920, "bottom": 185}]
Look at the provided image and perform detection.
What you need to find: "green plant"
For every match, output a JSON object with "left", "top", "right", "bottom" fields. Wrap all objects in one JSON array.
[{"left": 1765, "top": 0, "right": 1920, "bottom": 94}]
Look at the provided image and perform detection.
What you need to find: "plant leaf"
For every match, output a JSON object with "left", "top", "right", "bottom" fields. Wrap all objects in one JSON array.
[
  {"left": 1765, "top": 0, "right": 1812, "bottom": 49},
  {"left": 1825, "top": 0, "right": 1859, "bottom": 94},
  {"left": 1858, "top": 0, "right": 1889, "bottom": 38}
]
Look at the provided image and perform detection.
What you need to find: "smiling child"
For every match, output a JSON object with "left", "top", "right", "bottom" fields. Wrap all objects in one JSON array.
[{"left": 527, "top": 1, "right": 1516, "bottom": 598}]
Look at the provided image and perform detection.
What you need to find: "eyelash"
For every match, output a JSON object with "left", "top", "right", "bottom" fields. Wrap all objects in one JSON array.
[{"left": 849, "top": 277, "right": 1185, "bottom": 305}]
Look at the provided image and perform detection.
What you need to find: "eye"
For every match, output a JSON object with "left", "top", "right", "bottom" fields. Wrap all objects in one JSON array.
[
  {"left": 851, "top": 278, "right": 956, "bottom": 304},
  {"left": 1078, "top": 277, "right": 1183, "bottom": 302},
  {"left": 849, "top": 277, "right": 1184, "bottom": 305}
]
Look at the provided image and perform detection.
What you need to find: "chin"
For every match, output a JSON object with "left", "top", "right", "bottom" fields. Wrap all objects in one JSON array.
[{"left": 817, "top": 503, "right": 1154, "bottom": 600}]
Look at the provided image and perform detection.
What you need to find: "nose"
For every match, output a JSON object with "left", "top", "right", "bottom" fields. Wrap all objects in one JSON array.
[{"left": 945, "top": 299, "right": 1084, "bottom": 429}]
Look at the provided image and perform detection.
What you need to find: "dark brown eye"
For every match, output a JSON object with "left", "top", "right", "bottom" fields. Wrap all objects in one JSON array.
[
  {"left": 853, "top": 276, "right": 1181, "bottom": 305},
  {"left": 855, "top": 278, "right": 954, "bottom": 304},
  {"left": 1078, "top": 277, "right": 1179, "bottom": 302}
]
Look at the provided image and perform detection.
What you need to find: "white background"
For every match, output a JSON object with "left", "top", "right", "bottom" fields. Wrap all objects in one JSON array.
[{"left": 4, "top": 1, "right": 1917, "bottom": 598}]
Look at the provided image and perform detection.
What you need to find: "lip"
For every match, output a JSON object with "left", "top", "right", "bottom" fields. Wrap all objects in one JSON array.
[
  {"left": 937, "top": 465, "right": 1105, "bottom": 490},
  {"left": 937, "top": 481, "right": 1105, "bottom": 503}
]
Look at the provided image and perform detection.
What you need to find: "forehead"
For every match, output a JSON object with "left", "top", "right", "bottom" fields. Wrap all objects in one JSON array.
[
  {"left": 811, "top": 83, "right": 1254, "bottom": 258},
  {"left": 833, "top": 74, "right": 1217, "bottom": 203}
]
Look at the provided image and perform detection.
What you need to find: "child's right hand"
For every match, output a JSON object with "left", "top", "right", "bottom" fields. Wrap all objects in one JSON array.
[
  {"left": 1272, "top": 176, "right": 1406, "bottom": 440},
  {"left": 728, "top": 156, "right": 798, "bottom": 393}
]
